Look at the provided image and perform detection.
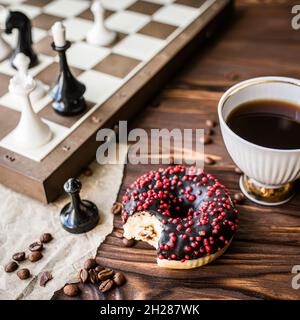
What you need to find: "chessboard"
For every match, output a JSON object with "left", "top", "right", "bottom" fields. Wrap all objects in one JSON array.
[{"left": 0, "top": 0, "right": 233, "bottom": 203}]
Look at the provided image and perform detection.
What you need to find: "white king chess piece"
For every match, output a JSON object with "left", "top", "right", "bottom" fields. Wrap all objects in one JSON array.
[
  {"left": 0, "top": 6, "right": 11, "bottom": 61},
  {"left": 9, "top": 75, "right": 52, "bottom": 149},
  {"left": 86, "top": 0, "right": 116, "bottom": 46},
  {"left": 13, "top": 53, "right": 46, "bottom": 103}
]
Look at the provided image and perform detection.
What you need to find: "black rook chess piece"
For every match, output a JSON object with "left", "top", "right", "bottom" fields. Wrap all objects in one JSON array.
[
  {"left": 51, "top": 41, "right": 87, "bottom": 116},
  {"left": 60, "top": 178, "right": 99, "bottom": 234},
  {"left": 5, "top": 11, "right": 38, "bottom": 69}
]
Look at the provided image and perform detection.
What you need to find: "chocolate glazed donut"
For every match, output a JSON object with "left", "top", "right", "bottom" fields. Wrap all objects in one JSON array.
[{"left": 122, "top": 166, "right": 239, "bottom": 269}]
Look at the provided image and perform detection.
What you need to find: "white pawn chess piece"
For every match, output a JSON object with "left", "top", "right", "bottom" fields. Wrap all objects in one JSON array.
[
  {"left": 86, "top": 0, "right": 116, "bottom": 46},
  {"left": 0, "top": 6, "right": 10, "bottom": 61},
  {"left": 14, "top": 53, "right": 46, "bottom": 103},
  {"left": 9, "top": 75, "right": 52, "bottom": 149}
]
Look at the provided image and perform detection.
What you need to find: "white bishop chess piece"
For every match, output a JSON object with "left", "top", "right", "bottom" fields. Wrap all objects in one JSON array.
[
  {"left": 86, "top": 0, "right": 116, "bottom": 46},
  {"left": 14, "top": 53, "right": 46, "bottom": 103},
  {"left": 9, "top": 74, "right": 52, "bottom": 149},
  {"left": 0, "top": 6, "right": 11, "bottom": 61}
]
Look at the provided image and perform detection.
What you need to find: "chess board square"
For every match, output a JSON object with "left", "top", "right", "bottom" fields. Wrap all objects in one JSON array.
[
  {"left": 0, "top": 119, "right": 70, "bottom": 162},
  {"left": 0, "top": 54, "right": 53, "bottom": 77},
  {"left": 138, "top": 21, "right": 177, "bottom": 40},
  {"left": 113, "top": 33, "right": 165, "bottom": 61},
  {"left": 63, "top": 17, "right": 93, "bottom": 42},
  {"left": 175, "top": 0, "right": 207, "bottom": 8},
  {"left": 34, "top": 35, "right": 55, "bottom": 57},
  {"left": 78, "top": 70, "right": 123, "bottom": 104},
  {"left": 66, "top": 42, "right": 110, "bottom": 70},
  {"left": 101, "top": 0, "right": 137, "bottom": 11},
  {"left": 127, "top": 1, "right": 162, "bottom": 15},
  {"left": 24, "top": 0, "right": 52, "bottom": 6},
  {"left": 105, "top": 11, "right": 150, "bottom": 34},
  {"left": 153, "top": 3, "right": 199, "bottom": 27},
  {"left": 93, "top": 53, "right": 141, "bottom": 79},
  {"left": 146, "top": 0, "right": 175, "bottom": 4},
  {"left": 9, "top": 3, "right": 42, "bottom": 19},
  {"left": 79, "top": 8, "right": 114, "bottom": 21},
  {"left": 38, "top": 100, "right": 94, "bottom": 129},
  {"left": 32, "top": 13, "right": 63, "bottom": 30},
  {"left": 0, "top": 73, "right": 11, "bottom": 96},
  {"left": 43, "top": 0, "right": 90, "bottom": 18},
  {"left": 35, "top": 62, "right": 83, "bottom": 86},
  {"left": 0, "top": 106, "right": 20, "bottom": 140}
]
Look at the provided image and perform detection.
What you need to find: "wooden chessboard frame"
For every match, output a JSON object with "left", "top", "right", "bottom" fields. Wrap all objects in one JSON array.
[{"left": 0, "top": 0, "right": 234, "bottom": 203}]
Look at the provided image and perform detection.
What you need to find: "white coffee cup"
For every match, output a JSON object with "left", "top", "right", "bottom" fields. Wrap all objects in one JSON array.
[{"left": 218, "top": 76, "right": 300, "bottom": 206}]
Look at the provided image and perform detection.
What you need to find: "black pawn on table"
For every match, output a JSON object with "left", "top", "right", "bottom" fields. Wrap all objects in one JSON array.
[
  {"left": 60, "top": 178, "right": 99, "bottom": 234},
  {"left": 5, "top": 11, "right": 38, "bottom": 69}
]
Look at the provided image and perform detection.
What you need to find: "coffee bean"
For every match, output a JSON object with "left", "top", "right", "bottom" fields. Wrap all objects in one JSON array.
[
  {"left": 88, "top": 269, "right": 98, "bottom": 284},
  {"left": 63, "top": 284, "right": 80, "bottom": 297},
  {"left": 40, "top": 271, "right": 52, "bottom": 287},
  {"left": 122, "top": 238, "right": 135, "bottom": 247},
  {"left": 28, "top": 251, "right": 43, "bottom": 262},
  {"left": 99, "top": 279, "right": 113, "bottom": 293},
  {"left": 17, "top": 268, "right": 30, "bottom": 280},
  {"left": 82, "top": 167, "right": 93, "bottom": 177},
  {"left": 12, "top": 252, "right": 25, "bottom": 262},
  {"left": 111, "top": 202, "right": 123, "bottom": 215},
  {"left": 40, "top": 233, "right": 53, "bottom": 243},
  {"left": 200, "top": 135, "right": 212, "bottom": 145},
  {"left": 204, "top": 156, "right": 215, "bottom": 165},
  {"left": 234, "top": 192, "right": 245, "bottom": 204},
  {"left": 206, "top": 119, "right": 216, "bottom": 128},
  {"left": 98, "top": 269, "right": 114, "bottom": 281},
  {"left": 115, "top": 230, "right": 124, "bottom": 238},
  {"left": 234, "top": 166, "right": 243, "bottom": 174},
  {"left": 205, "top": 128, "right": 214, "bottom": 136},
  {"left": 78, "top": 269, "right": 89, "bottom": 284},
  {"left": 113, "top": 272, "right": 126, "bottom": 286},
  {"left": 84, "top": 258, "right": 97, "bottom": 270},
  {"left": 5, "top": 261, "right": 18, "bottom": 273},
  {"left": 29, "top": 242, "right": 43, "bottom": 252},
  {"left": 95, "top": 265, "right": 105, "bottom": 272}
]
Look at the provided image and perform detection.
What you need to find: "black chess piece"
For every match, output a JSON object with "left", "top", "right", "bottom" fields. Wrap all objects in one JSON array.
[
  {"left": 51, "top": 41, "right": 86, "bottom": 116},
  {"left": 60, "top": 178, "right": 99, "bottom": 234},
  {"left": 5, "top": 11, "right": 38, "bottom": 69}
]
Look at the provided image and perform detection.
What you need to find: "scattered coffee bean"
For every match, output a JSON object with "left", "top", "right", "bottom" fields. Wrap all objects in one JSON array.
[
  {"left": 115, "top": 230, "right": 124, "bottom": 238},
  {"left": 113, "top": 272, "right": 126, "bottom": 286},
  {"left": 5, "top": 261, "right": 18, "bottom": 273},
  {"left": 40, "top": 271, "right": 53, "bottom": 287},
  {"left": 200, "top": 135, "right": 212, "bottom": 145},
  {"left": 79, "top": 269, "right": 89, "bottom": 284},
  {"left": 12, "top": 252, "right": 25, "bottom": 262},
  {"left": 99, "top": 279, "right": 114, "bottom": 293},
  {"left": 40, "top": 233, "right": 53, "bottom": 243},
  {"left": 234, "top": 166, "right": 243, "bottom": 174},
  {"left": 111, "top": 202, "right": 123, "bottom": 215},
  {"left": 122, "top": 238, "right": 135, "bottom": 247},
  {"left": 28, "top": 251, "right": 43, "bottom": 262},
  {"left": 63, "top": 284, "right": 80, "bottom": 297},
  {"left": 98, "top": 269, "right": 114, "bottom": 281},
  {"left": 29, "top": 242, "right": 43, "bottom": 252},
  {"left": 204, "top": 156, "right": 215, "bottom": 165},
  {"left": 17, "top": 268, "right": 30, "bottom": 280},
  {"left": 234, "top": 192, "right": 245, "bottom": 204},
  {"left": 205, "top": 128, "right": 214, "bottom": 136},
  {"left": 206, "top": 119, "right": 216, "bottom": 128},
  {"left": 95, "top": 265, "right": 105, "bottom": 272},
  {"left": 84, "top": 258, "right": 97, "bottom": 270},
  {"left": 82, "top": 167, "right": 93, "bottom": 177},
  {"left": 88, "top": 269, "right": 98, "bottom": 284}
]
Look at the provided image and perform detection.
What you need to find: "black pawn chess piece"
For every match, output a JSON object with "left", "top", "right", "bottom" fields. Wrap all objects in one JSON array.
[
  {"left": 5, "top": 11, "right": 38, "bottom": 69},
  {"left": 51, "top": 41, "right": 86, "bottom": 116},
  {"left": 60, "top": 178, "right": 99, "bottom": 234}
]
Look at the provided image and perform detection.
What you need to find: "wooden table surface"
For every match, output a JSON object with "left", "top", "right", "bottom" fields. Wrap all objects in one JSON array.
[{"left": 53, "top": 0, "right": 300, "bottom": 300}]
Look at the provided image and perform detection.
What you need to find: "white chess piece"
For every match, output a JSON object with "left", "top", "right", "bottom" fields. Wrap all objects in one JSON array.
[
  {"left": 86, "top": 0, "right": 116, "bottom": 46},
  {"left": 14, "top": 53, "right": 46, "bottom": 103},
  {"left": 0, "top": 6, "right": 10, "bottom": 61},
  {"left": 9, "top": 75, "right": 52, "bottom": 149}
]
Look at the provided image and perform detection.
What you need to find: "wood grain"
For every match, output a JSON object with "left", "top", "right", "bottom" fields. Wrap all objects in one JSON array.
[{"left": 53, "top": 0, "right": 300, "bottom": 300}]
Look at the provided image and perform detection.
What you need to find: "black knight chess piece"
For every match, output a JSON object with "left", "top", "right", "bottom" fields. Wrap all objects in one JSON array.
[
  {"left": 5, "top": 11, "right": 38, "bottom": 69},
  {"left": 60, "top": 178, "right": 99, "bottom": 234},
  {"left": 51, "top": 41, "right": 86, "bottom": 116}
]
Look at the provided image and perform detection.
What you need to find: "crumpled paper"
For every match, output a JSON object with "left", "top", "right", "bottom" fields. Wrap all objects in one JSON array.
[{"left": 0, "top": 144, "right": 127, "bottom": 300}]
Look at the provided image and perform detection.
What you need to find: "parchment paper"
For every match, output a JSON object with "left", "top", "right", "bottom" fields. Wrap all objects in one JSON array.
[{"left": 0, "top": 144, "right": 127, "bottom": 300}]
